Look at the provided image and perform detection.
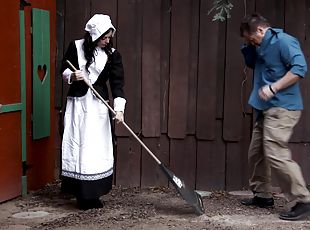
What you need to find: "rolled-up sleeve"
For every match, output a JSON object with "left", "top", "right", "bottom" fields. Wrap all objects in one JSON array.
[{"left": 280, "top": 37, "right": 307, "bottom": 78}]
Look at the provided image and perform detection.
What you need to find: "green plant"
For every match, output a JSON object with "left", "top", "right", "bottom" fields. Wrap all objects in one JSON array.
[{"left": 208, "top": 0, "right": 234, "bottom": 22}]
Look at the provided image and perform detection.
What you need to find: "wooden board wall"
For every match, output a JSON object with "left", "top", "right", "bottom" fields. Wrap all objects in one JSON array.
[{"left": 56, "top": 0, "right": 310, "bottom": 191}]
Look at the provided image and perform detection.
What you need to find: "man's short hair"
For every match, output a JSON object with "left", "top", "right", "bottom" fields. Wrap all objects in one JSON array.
[{"left": 240, "top": 13, "right": 270, "bottom": 37}]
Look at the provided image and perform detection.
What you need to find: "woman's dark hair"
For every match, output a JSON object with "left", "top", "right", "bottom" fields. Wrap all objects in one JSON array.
[
  {"left": 240, "top": 13, "right": 270, "bottom": 37},
  {"left": 83, "top": 28, "right": 114, "bottom": 73}
]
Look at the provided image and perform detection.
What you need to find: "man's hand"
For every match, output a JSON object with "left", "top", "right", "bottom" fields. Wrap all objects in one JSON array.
[
  {"left": 259, "top": 84, "right": 276, "bottom": 101},
  {"left": 114, "top": 111, "right": 124, "bottom": 123},
  {"left": 71, "top": 70, "right": 85, "bottom": 81}
]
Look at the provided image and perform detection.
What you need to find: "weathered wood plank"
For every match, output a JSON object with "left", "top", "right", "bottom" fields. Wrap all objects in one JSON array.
[
  {"left": 115, "top": 137, "right": 141, "bottom": 187},
  {"left": 160, "top": 0, "right": 171, "bottom": 134},
  {"left": 196, "top": 120, "right": 226, "bottom": 190},
  {"left": 116, "top": 0, "right": 143, "bottom": 136},
  {"left": 287, "top": 0, "right": 310, "bottom": 142},
  {"left": 255, "top": 0, "right": 285, "bottom": 28},
  {"left": 290, "top": 143, "right": 310, "bottom": 184},
  {"left": 64, "top": 0, "right": 90, "bottom": 48},
  {"left": 223, "top": 0, "right": 249, "bottom": 141},
  {"left": 141, "top": 135, "right": 169, "bottom": 187},
  {"left": 300, "top": 0, "right": 310, "bottom": 142},
  {"left": 215, "top": 22, "right": 227, "bottom": 119},
  {"left": 170, "top": 136, "right": 196, "bottom": 188},
  {"left": 284, "top": 0, "right": 306, "bottom": 142},
  {"left": 142, "top": 0, "right": 161, "bottom": 137},
  {"left": 90, "top": 0, "right": 117, "bottom": 24},
  {"left": 187, "top": 0, "right": 199, "bottom": 135},
  {"left": 196, "top": 0, "right": 221, "bottom": 140},
  {"left": 226, "top": 116, "right": 251, "bottom": 191},
  {"left": 168, "top": 0, "right": 191, "bottom": 139},
  {"left": 55, "top": 0, "right": 65, "bottom": 109}
]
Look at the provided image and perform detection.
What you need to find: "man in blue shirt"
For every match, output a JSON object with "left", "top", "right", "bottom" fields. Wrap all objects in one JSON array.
[{"left": 240, "top": 13, "right": 310, "bottom": 221}]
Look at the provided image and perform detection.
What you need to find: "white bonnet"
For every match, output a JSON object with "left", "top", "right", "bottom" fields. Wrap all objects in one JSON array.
[{"left": 85, "top": 14, "right": 116, "bottom": 41}]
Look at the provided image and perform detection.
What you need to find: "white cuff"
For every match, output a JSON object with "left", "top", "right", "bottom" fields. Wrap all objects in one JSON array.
[
  {"left": 62, "top": 68, "right": 73, "bottom": 84},
  {"left": 113, "top": 97, "right": 126, "bottom": 112}
]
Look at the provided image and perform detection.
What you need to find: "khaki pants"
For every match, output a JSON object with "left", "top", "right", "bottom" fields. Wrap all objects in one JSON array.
[{"left": 248, "top": 107, "right": 310, "bottom": 203}]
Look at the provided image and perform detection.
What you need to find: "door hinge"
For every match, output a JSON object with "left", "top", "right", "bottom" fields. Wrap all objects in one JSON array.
[
  {"left": 22, "top": 161, "right": 31, "bottom": 175},
  {"left": 20, "top": 0, "right": 31, "bottom": 10}
]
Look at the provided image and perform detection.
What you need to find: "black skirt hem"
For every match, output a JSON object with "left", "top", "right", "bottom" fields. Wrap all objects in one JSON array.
[{"left": 60, "top": 174, "right": 113, "bottom": 199}]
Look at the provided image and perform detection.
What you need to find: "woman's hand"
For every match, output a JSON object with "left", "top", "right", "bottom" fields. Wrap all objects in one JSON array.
[
  {"left": 71, "top": 70, "right": 85, "bottom": 81},
  {"left": 114, "top": 111, "right": 124, "bottom": 123}
]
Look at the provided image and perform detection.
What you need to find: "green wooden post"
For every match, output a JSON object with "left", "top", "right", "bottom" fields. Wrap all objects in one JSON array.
[
  {"left": 32, "top": 8, "right": 51, "bottom": 139},
  {"left": 19, "top": 10, "right": 27, "bottom": 196}
]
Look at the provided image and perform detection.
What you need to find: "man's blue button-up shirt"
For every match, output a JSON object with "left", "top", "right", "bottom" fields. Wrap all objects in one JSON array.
[{"left": 242, "top": 28, "right": 307, "bottom": 110}]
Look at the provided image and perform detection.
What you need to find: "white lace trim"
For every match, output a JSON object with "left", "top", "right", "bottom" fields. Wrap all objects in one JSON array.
[{"left": 61, "top": 167, "right": 113, "bottom": 181}]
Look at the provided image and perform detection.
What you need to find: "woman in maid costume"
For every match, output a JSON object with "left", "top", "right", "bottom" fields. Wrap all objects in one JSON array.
[{"left": 60, "top": 14, "right": 126, "bottom": 210}]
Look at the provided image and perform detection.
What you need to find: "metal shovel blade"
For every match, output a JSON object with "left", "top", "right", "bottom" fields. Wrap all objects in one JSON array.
[{"left": 159, "top": 163, "right": 205, "bottom": 215}]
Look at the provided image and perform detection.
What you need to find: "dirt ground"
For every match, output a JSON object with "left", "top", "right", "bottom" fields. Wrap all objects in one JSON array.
[{"left": 0, "top": 181, "right": 310, "bottom": 230}]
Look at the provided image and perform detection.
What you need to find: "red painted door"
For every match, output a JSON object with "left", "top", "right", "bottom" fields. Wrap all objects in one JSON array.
[{"left": 0, "top": 1, "right": 22, "bottom": 202}]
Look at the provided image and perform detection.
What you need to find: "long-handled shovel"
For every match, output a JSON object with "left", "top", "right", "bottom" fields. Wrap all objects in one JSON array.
[{"left": 66, "top": 60, "right": 205, "bottom": 215}]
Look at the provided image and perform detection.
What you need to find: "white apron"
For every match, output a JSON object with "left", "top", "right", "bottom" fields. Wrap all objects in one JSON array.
[{"left": 61, "top": 39, "right": 113, "bottom": 181}]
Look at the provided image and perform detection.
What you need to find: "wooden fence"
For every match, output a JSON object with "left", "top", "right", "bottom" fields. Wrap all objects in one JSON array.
[{"left": 55, "top": 0, "right": 310, "bottom": 191}]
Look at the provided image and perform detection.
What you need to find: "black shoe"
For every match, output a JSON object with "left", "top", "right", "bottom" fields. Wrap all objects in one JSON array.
[
  {"left": 241, "top": 196, "right": 274, "bottom": 208},
  {"left": 77, "top": 198, "right": 103, "bottom": 210},
  {"left": 279, "top": 202, "right": 310, "bottom": 221}
]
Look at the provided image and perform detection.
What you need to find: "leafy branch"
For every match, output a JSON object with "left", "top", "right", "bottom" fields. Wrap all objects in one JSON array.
[{"left": 208, "top": 0, "right": 234, "bottom": 22}]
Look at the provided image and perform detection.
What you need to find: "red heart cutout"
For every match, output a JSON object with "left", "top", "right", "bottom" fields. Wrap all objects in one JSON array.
[{"left": 37, "top": 65, "right": 47, "bottom": 82}]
